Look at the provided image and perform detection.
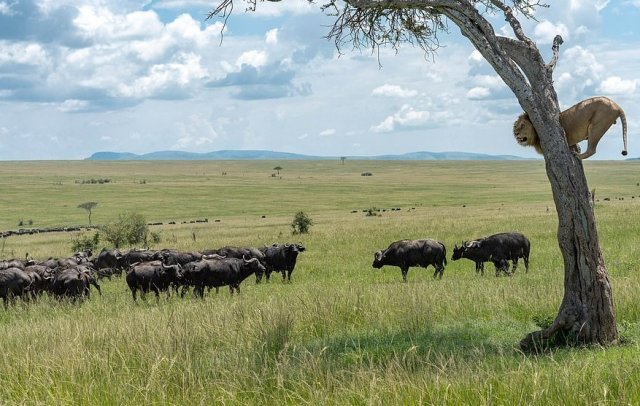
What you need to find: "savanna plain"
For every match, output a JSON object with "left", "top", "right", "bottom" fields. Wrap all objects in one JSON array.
[{"left": 1, "top": 159, "right": 640, "bottom": 404}]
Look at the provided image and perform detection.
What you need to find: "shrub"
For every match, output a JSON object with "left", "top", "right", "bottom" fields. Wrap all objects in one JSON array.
[
  {"left": 291, "top": 211, "right": 313, "bottom": 235},
  {"left": 101, "top": 212, "right": 150, "bottom": 248},
  {"left": 71, "top": 232, "right": 100, "bottom": 253}
]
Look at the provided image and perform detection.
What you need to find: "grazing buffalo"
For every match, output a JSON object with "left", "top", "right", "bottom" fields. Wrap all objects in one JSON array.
[
  {"left": 126, "top": 261, "right": 182, "bottom": 301},
  {"left": 23, "top": 266, "right": 50, "bottom": 299},
  {"left": 0, "top": 267, "right": 31, "bottom": 307},
  {"left": 182, "top": 257, "right": 265, "bottom": 297},
  {"left": 122, "top": 249, "right": 162, "bottom": 267},
  {"left": 260, "top": 243, "right": 305, "bottom": 282},
  {"left": 372, "top": 239, "right": 447, "bottom": 282},
  {"left": 202, "top": 246, "right": 264, "bottom": 262},
  {"left": 1, "top": 259, "right": 34, "bottom": 270},
  {"left": 451, "top": 232, "right": 530, "bottom": 276},
  {"left": 48, "top": 267, "right": 101, "bottom": 301},
  {"left": 92, "top": 248, "right": 126, "bottom": 271},
  {"left": 202, "top": 246, "right": 265, "bottom": 282},
  {"left": 161, "top": 249, "right": 203, "bottom": 266}
]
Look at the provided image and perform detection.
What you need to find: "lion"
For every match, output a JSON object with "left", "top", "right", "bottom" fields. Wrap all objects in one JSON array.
[{"left": 513, "top": 96, "right": 628, "bottom": 159}]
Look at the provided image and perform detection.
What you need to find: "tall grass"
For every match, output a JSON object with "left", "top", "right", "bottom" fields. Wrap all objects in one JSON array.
[{"left": 0, "top": 160, "right": 639, "bottom": 403}]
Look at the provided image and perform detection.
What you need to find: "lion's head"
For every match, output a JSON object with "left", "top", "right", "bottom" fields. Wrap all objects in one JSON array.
[{"left": 513, "top": 113, "right": 542, "bottom": 154}]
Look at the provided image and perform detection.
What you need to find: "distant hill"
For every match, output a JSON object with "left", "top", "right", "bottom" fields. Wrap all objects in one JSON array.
[{"left": 87, "top": 150, "right": 529, "bottom": 161}]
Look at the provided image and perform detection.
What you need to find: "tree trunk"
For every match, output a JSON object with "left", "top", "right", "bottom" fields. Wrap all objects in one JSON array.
[{"left": 519, "top": 91, "right": 618, "bottom": 351}]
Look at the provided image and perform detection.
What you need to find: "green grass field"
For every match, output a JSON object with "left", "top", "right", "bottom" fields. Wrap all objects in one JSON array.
[{"left": 1, "top": 159, "right": 640, "bottom": 404}]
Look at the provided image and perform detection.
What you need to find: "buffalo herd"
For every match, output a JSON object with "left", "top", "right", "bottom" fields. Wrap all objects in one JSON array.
[
  {"left": 0, "top": 230, "right": 531, "bottom": 307},
  {"left": 0, "top": 242, "right": 306, "bottom": 306}
]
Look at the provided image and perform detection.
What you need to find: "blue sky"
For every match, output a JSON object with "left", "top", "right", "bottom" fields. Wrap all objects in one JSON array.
[{"left": 0, "top": 0, "right": 638, "bottom": 160}]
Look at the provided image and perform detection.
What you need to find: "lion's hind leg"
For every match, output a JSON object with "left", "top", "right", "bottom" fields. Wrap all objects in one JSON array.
[{"left": 578, "top": 120, "right": 614, "bottom": 160}]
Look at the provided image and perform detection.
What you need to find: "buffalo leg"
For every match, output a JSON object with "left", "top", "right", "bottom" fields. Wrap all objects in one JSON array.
[
  {"left": 287, "top": 270, "right": 293, "bottom": 282},
  {"left": 512, "top": 258, "right": 519, "bottom": 274},
  {"left": 401, "top": 267, "right": 408, "bottom": 283},
  {"left": 524, "top": 256, "right": 529, "bottom": 273},
  {"left": 151, "top": 285, "right": 160, "bottom": 302}
]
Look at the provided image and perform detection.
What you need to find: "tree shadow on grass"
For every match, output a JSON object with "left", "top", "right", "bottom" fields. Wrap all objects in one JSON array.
[{"left": 298, "top": 323, "right": 516, "bottom": 370}]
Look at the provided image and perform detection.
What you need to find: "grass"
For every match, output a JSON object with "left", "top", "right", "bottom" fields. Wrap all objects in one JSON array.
[{"left": 1, "top": 159, "right": 640, "bottom": 404}]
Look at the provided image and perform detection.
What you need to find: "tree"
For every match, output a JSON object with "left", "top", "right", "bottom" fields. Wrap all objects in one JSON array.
[
  {"left": 78, "top": 202, "right": 98, "bottom": 226},
  {"left": 101, "top": 212, "right": 150, "bottom": 249},
  {"left": 209, "top": 1, "right": 618, "bottom": 350},
  {"left": 274, "top": 166, "right": 283, "bottom": 175},
  {"left": 291, "top": 211, "right": 313, "bottom": 234},
  {"left": 340, "top": 157, "right": 347, "bottom": 165}
]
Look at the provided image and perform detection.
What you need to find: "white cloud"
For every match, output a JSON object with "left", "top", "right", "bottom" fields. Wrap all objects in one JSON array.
[
  {"left": 468, "top": 50, "right": 484, "bottom": 63},
  {"left": 371, "top": 105, "right": 430, "bottom": 133},
  {"left": 534, "top": 20, "right": 570, "bottom": 44},
  {"left": 0, "top": 1, "right": 16, "bottom": 16},
  {"left": 117, "top": 52, "right": 208, "bottom": 98},
  {"left": 0, "top": 42, "right": 49, "bottom": 66},
  {"left": 372, "top": 84, "right": 418, "bottom": 98},
  {"left": 571, "top": 0, "right": 610, "bottom": 12},
  {"left": 298, "top": 133, "right": 309, "bottom": 140},
  {"left": 172, "top": 114, "right": 218, "bottom": 150},
  {"left": 235, "top": 50, "right": 268, "bottom": 68},
  {"left": 320, "top": 128, "right": 336, "bottom": 136},
  {"left": 598, "top": 76, "right": 637, "bottom": 94},
  {"left": 74, "top": 6, "right": 164, "bottom": 41},
  {"left": 466, "top": 87, "right": 491, "bottom": 100},
  {"left": 58, "top": 99, "right": 90, "bottom": 113},
  {"left": 265, "top": 29, "right": 278, "bottom": 45}
]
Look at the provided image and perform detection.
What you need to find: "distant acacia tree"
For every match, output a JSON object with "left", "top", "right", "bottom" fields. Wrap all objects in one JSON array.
[
  {"left": 208, "top": 0, "right": 618, "bottom": 350},
  {"left": 274, "top": 166, "right": 283, "bottom": 175},
  {"left": 340, "top": 157, "right": 346, "bottom": 165},
  {"left": 78, "top": 202, "right": 98, "bottom": 226}
]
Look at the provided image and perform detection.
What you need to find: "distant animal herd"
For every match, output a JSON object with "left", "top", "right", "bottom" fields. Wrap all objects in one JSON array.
[
  {"left": 0, "top": 95, "right": 630, "bottom": 307},
  {"left": 0, "top": 231, "right": 532, "bottom": 307}
]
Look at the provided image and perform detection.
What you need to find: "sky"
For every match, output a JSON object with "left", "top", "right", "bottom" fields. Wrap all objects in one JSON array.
[{"left": 0, "top": 0, "right": 638, "bottom": 160}]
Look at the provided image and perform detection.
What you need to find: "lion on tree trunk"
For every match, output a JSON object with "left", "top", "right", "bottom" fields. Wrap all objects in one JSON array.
[{"left": 513, "top": 96, "right": 628, "bottom": 159}]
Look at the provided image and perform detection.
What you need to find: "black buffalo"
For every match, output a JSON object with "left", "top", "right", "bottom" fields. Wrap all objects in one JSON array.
[
  {"left": 1, "top": 259, "right": 35, "bottom": 270},
  {"left": 260, "top": 243, "right": 305, "bottom": 282},
  {"left": 48, "top": 267, "right": 101, "bottom": 301},
  {"left": 182, "top": 257, "right": 265, "bottom": 297},
  {"left": 0, "top": 267, "right": 31, "bottom": 306},
  {"left": 372, "top": 239, "right": 447, "bottom": 282},
  {"left": 451, "top": 232, "right": 530, "bottom": 276},
  {"left": 122, "top": 249, "right": 162, "bottom": 267},
  {"left": 126, "top": 261, "right": 182, "bottom": 301},
  {"left": 92, "top": 248, "right": 126, "bottom": 271},
  {"left": 161, "top": 249, "right": 203, "bottom": 266},
  {"left": 202, "top": 246, "right": 264, "bottom": 262}
]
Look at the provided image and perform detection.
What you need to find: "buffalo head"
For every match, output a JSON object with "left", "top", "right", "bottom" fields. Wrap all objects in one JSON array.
[
  {"left": 244, "top": 256, "right": 266, "bottom": 282},
  {"left": 372, "top": 251, "right": 384, "bottom": 269}
]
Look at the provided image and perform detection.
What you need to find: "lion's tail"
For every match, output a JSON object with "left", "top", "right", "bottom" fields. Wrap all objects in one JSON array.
[{"left": 620, "top": 108, "right": 628, "bottom": 156}]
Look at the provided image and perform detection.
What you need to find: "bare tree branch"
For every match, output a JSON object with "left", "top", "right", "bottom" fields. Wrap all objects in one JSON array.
[{"left": 546, "top": 34, "right": 564, "bottom": 72}]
